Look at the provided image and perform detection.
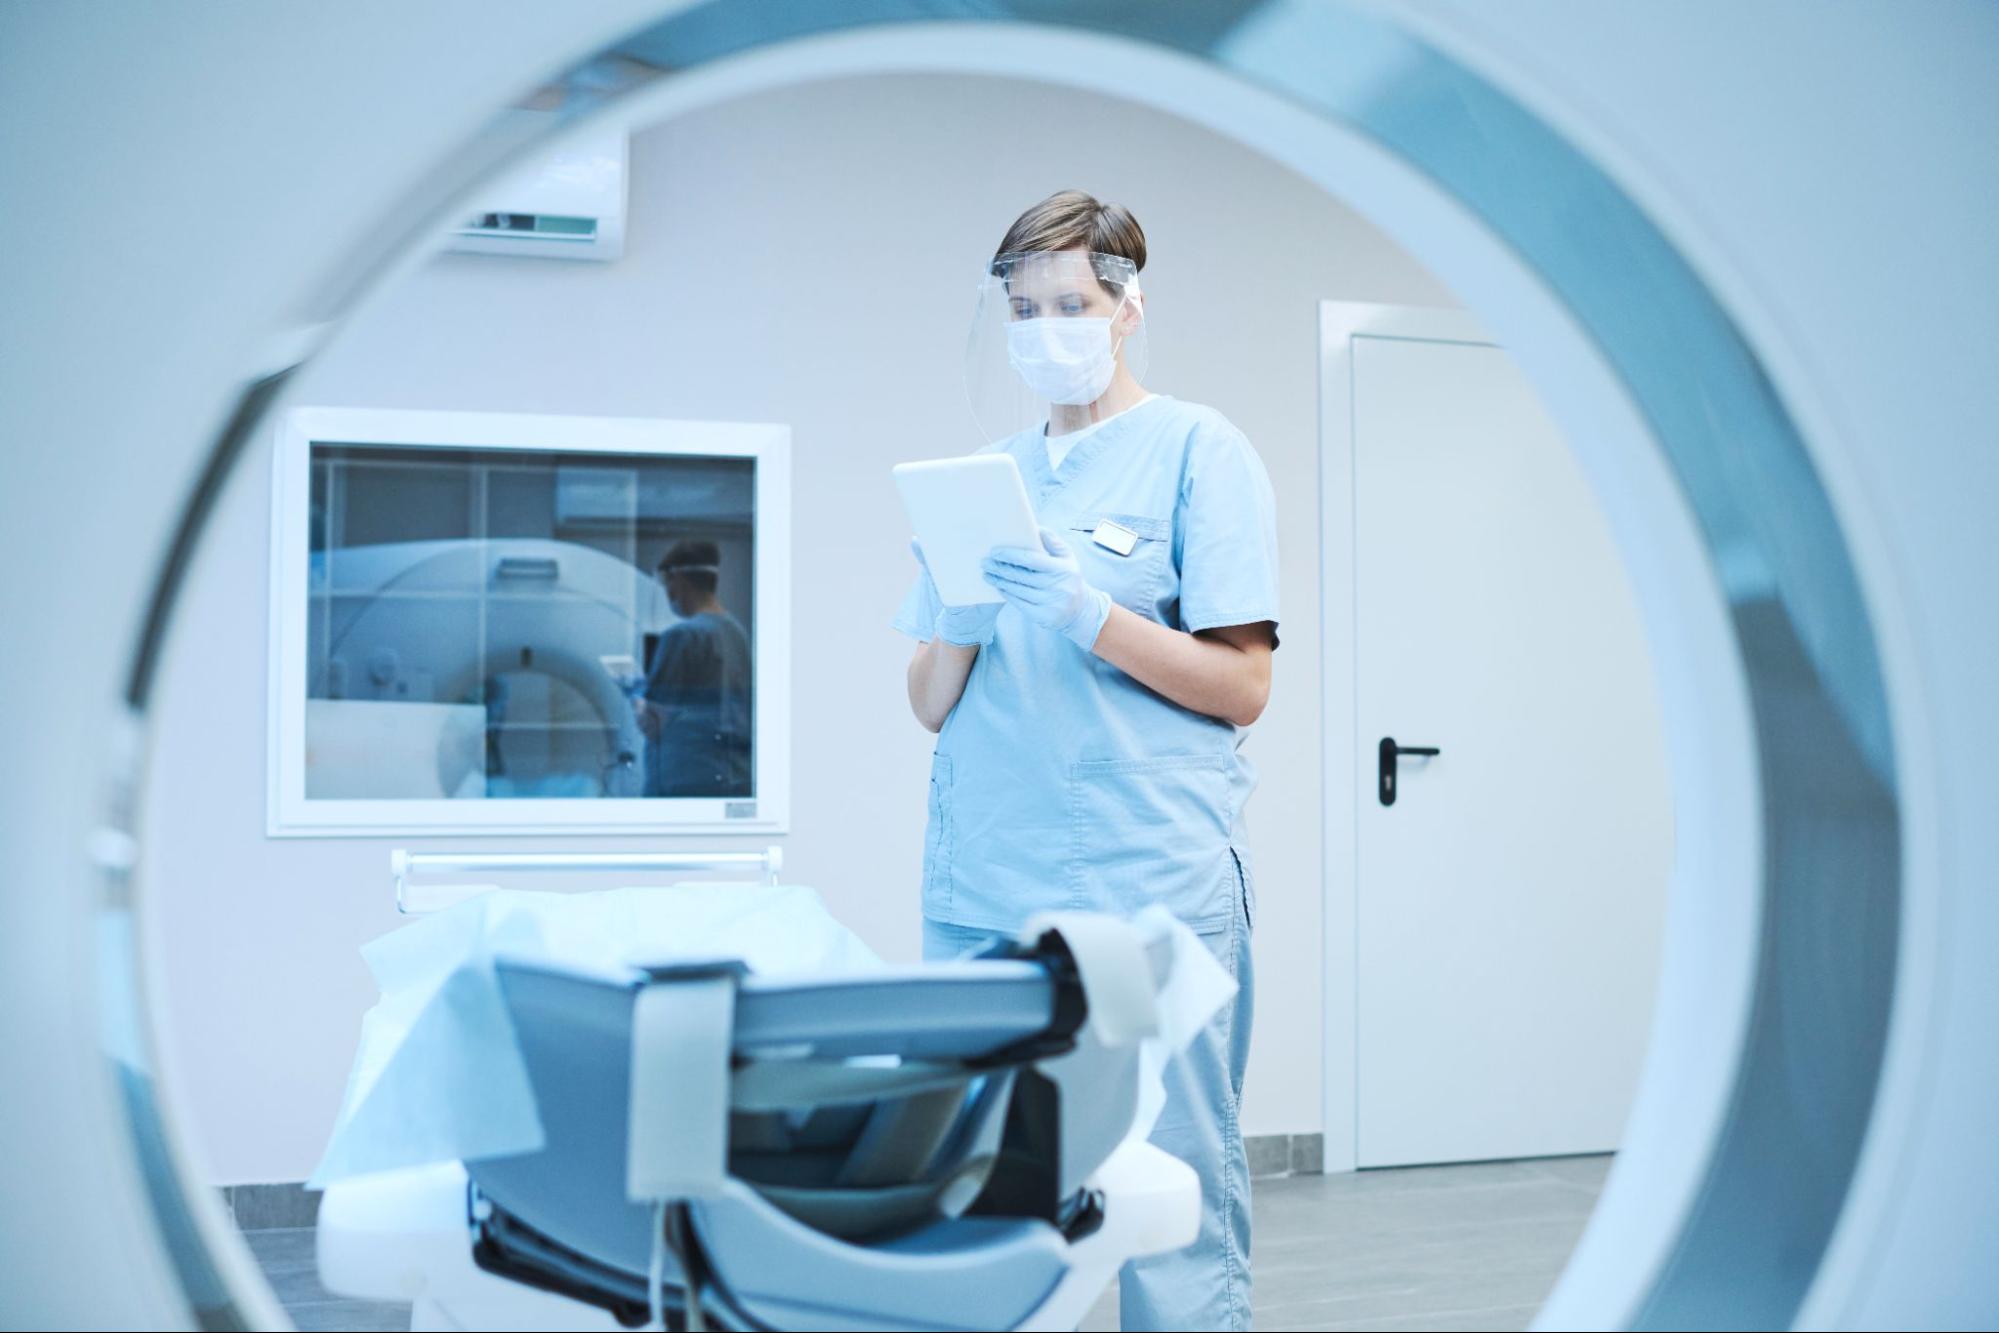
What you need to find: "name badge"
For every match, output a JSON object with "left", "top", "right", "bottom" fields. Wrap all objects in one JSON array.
[{"left": 1091, "top": 520, "right": 1140, "bottom": 556}]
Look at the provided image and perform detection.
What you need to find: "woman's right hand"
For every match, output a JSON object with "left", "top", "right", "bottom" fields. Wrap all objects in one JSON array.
[{"left": 913, "top": 539, "right": 1002, "bottom": 647}]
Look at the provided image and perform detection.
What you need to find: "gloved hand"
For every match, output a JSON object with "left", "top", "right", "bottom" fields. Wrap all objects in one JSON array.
[
  {"left": 982, "top": 528, "right": 1113, "bottom": 651},
  {"left": 912, "top": 539, "right": 1001, "bottom": 647}
]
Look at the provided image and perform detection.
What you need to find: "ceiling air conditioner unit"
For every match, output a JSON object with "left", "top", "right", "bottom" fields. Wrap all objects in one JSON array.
[{"left": 448, "top": 126, "right": 627, "bottom": 262}]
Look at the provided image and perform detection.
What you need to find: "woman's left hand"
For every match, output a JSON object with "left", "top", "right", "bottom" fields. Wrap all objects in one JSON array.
[{"left": 982, "top": 528, "right": 1112, "bottom": 651}]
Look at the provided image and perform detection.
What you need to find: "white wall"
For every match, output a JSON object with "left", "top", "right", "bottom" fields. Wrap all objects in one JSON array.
[{"left": 142, "top": 71, "right": 1453, "bottom": 1185}]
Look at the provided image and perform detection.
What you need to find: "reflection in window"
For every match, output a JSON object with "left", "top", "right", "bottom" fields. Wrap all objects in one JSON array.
[{"left": 304, "top": 444, "right": 756, "bottom": 801}]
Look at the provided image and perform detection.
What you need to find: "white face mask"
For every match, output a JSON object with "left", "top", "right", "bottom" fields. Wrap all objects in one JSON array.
[{"left": 1006, "top": 303, "right": 1127, "bottom": 406}]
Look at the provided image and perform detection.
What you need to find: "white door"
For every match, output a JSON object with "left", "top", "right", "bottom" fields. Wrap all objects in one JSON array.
[{"left": 1324, "top": 303, "right": 1672, "bottom": 1168}]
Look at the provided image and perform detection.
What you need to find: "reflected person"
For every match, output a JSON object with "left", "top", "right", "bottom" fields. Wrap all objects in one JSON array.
[{"left": 636, "top": 540, "right": 752, "bottom": 796}]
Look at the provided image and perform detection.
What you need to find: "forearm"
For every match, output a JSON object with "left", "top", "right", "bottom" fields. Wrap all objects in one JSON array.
[
  {"left": 1090, "top": 607, "right": 1272, "bottom": 726},
  {"left": 906, "top": 638, "right": 979, "bottom": 732}
]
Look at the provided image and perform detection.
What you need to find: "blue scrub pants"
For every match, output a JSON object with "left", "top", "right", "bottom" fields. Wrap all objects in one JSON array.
[{"left": 922, "top": 871, "right": 1255, "bottom": 1331}]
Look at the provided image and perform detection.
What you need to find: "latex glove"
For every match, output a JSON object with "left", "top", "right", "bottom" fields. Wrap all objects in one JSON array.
[
  {"left": 912, "top": 539, "right": 1001, "bottom": 647},
  {"left": 982, "top": 528, "right": 1112, "bottom": 651}
]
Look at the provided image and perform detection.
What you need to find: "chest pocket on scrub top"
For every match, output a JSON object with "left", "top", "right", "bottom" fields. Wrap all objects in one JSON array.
[{"left": 1067, "top": 513, "right": 1171, "bottom": 617}]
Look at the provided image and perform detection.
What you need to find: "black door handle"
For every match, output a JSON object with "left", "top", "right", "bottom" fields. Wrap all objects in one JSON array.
[{"left": 1378, "top": 737, "right": 1441, "bottom": 807}]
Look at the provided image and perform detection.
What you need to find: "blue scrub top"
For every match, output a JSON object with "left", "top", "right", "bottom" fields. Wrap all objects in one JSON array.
[
  {"left": 643, "top": 609, "right": 754, "bottom": 797},
  {"left": 894, "top": 395, "right": 1281, "bottom": 934}
]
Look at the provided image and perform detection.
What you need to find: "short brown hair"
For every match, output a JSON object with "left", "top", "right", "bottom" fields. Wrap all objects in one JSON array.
[{"left": 994, "top": 190, "right": 1147, "bottom": 273}]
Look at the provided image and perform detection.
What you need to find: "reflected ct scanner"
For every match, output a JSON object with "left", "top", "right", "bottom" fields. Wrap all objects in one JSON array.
[
  {"left": 1, "top": 3, "right": 1995, "bottom": 1329},
  {"left": 306, "top": 538, "right": 663, "bottom": 799}
]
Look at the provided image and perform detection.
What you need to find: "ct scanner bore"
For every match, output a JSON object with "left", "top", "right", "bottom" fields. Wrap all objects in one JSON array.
[{"left": 29, "top": 2, "right": 1970, "bottom": 1329}]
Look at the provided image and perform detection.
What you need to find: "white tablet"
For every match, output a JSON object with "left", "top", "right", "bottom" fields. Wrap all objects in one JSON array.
[{"left": 893, "top": 454, "right": 1041, "bottom": 606}]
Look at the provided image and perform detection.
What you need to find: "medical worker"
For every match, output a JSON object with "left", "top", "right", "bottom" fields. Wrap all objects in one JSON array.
[
  {"left": 895, "top": 191, "right": 1279, "bottom": 1331},
  {"left": 640, "top": 539, "right": 753, "bottom": 797}
]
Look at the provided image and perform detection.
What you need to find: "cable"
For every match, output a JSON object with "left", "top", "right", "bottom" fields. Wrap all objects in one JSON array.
[
  {"left": 649, "top": 1200, "right": 668, "bottom": 1331},
  {"left": 668, "top": 1203, "right": 777, "bottom": 1333},
  {"left": 663, "top": 1204, "right": 707, "bottom": 1333}
]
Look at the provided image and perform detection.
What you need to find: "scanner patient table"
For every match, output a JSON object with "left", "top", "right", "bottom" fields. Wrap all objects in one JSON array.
[{"left": 316, "top": 912, "right": 1208, "bottom": 1331}]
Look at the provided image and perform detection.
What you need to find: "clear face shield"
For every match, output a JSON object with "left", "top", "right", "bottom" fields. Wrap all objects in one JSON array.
[{"left": 965, "top": 249, "right": 1149, "bottom": 443}]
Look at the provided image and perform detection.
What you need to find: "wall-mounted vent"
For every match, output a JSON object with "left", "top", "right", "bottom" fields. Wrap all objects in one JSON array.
[
  {"left": 447, "top": 124, "right": 626, "bottom": 263},
  {"left": 457, "top": 213, "right": 598, "bottom": 245}
]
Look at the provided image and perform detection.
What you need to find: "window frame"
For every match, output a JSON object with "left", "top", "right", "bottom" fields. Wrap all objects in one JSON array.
[{"left": 267, "top": 405, "right": 791, "bottom": 837}]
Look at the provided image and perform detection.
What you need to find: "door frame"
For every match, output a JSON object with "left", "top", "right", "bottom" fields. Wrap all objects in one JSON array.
[{"left": 1319, "top": 300, "right": 1498, "bottom": 1174}]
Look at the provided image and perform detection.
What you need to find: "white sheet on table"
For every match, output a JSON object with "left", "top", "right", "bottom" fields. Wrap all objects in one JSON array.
[{"left": 309, "top": 882, "right": 882, "bottom": 1188}]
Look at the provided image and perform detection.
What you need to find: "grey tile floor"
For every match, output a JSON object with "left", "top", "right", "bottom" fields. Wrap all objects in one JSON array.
[
  {"left": 248, "top": 1154, "right": 1608, "bottom": 1332},
  {"left": 241, "top": 1226, "right": 409, "bottom": 1333}
]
